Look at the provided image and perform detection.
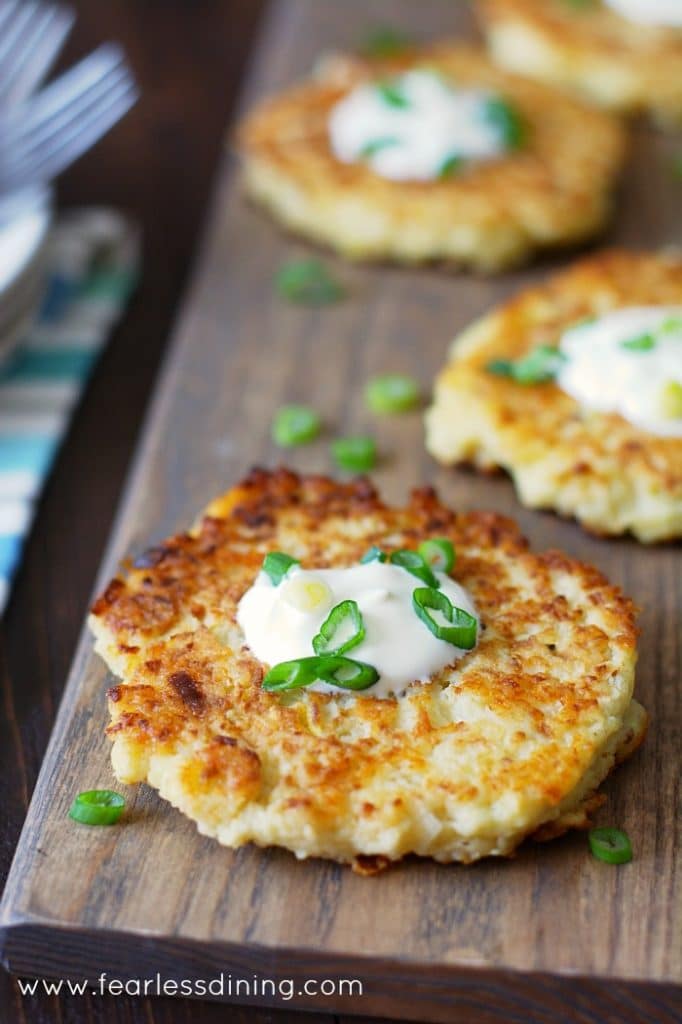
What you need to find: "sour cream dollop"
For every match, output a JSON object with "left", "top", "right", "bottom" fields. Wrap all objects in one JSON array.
[
  {"left": 557, "top": 307, "right": 682, "bottom": 437},
  {"left": 237, "top": 562, "right": 478, "bottom": 699},
  {"left": 604, "top": 0, "right": 682, "bottom": 27},
  {"left": 328, "top": 70, "right": 508, "bottom": 182}
]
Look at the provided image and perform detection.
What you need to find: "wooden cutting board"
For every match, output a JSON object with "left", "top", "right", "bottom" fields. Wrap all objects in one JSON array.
[{"left": 1, "top": 2, "right": 680, "bottom": 1021}]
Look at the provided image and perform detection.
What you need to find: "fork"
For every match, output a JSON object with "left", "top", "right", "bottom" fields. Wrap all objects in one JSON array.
[
  {"left": 0, "top": 42, "right": 138, "bottom": 196},
  {"left": 0, "top": 1, "right": 75, "bottom": 109}
]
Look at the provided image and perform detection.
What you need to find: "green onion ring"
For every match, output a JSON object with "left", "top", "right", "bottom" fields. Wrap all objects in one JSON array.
[
  {"left": 313, "top": 599, "right": 365, "bottom": 657},
  {"left": 390, "top": 549, "right": 440, "bottom": 588},
  {"left": 588, "top": 827, "right": 633, "bottom": 865},
  {"left": 360, "top": 545, "right": 387, "bottom": 564},
  {"left": 412, "top": 587, "right": 477, "bottom": 649},
  {"left": 272, "top": 405, "right": 321, "bottom": 447},
  {"left": 331, "top": 436, "right": 376, "bottom": 473},
  {"left": 69, "top": 790, "right": 125, "bottom": 826},
  {"left": 263, "top": 655, "right": 379, "bottom": 692},
  {"left": 365, "top": 373, "right": 421, "bottom": 414},
  {"left": 262, "top": 551, "right": 300, "bottom": 586},
  {"left": 418, "top": 538, "right": 455, "bottom": 573}
]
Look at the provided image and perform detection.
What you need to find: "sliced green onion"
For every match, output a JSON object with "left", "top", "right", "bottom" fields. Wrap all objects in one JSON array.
[
  {"left": 272, "top": 404, "right": 321, "bottom": 447},
  {"left": 360, "top": 545, "right": 387, "bottom": 564},
  {"left": 485, "top": 96, "right": 525, "bottom": 150},
  {"left": 361, "top": 26, "right": 411, "bottom": 58},
  {"left": 262, "top": 551, "right": 299, "bottom": 585},
  {"left": 418, "top": 538, "right": 455, "bottom": 573},
  {"left": 438, "top": 154, "right": 464, "bottom": 179},
  {"left": 262, "top": 658, "right": 316, "bottom": 691},
  {"left": 69, "top": 790, "right": 125, "bottom": 826},
  {"left": 365, "top": 373, "right": 421, "bottom": 414},
  {"left": 487, "top": 345, "right": 565, "bottom": 384},
  {"left": 313, "top": 599, "right": 365, "bottom": 656},
  {"left": 275, "top": 259, "right": 344, "bottom": 305},
  {"left": 331, "top": 435, "right": 376, "bottom": 472},
  {"left": 360, "top": 137, "right": 400, "bottom": 158},
  {"left": 376, "top": 80, "right": 409, "bottom": 108},
  {"left": 263, "top": 655, "right": 379, "bottom": 692},
  {"left": 588, "top": 827, "right": 632, "bottom": 865},
  {"left": 621, "top": 333, "right": 656, "bottom": 352},
  {"left": 412, "top": 587, "right": 477, "bottom": 649},
  {"left": 390, "top": 549, "right": 439, "bottom": 588},
  {"left": 661, "top": 316, "right": 682, "bottom": 334},
  {"left": 660, "top": 380, "right": 682, "bottom": 419}
]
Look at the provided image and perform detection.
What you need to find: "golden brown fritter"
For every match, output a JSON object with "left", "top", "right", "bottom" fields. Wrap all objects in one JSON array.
[
  {"left": 236, "top": 44, "right": 626, "bottom": 271},
  {"left": 426, "top": 249, "right": 682, "bottom": 541},
  {"left": 477, "top": 0, "right": 682, "bottom": 124},
  {"left": 90, "top": 468, "right": 645, "bottom": 870}
]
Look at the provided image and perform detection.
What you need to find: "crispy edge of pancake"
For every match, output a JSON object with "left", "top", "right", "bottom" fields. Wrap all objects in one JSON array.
[
  {"left": 89, "top": 469, "right": 645, "bottom": 869},
  {"left": 476, "top": 0, "right": 682, "bottom": 124},
  {"left": 426, "top": 249, "right": 682, "bottom": 542},
  {"left": 236, "top": 44, "right": 627, "bottom": 271}
]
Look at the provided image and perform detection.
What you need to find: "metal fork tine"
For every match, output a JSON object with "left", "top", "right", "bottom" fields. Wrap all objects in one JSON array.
[
  {"left": 5, "top": 42, "right": 126, "bottom": 139},
  {"left": 7, "top": 81, "right": 138, "bottom": 189},
  {"left": 0, "top": 2, "right": 37, "bottom": 67},
  {"left": 0, "top": 0, "right": 21, "bottom": 37},
  {"left": 4, "top": 59, "right": 133, "bottom": 166},
  {"left": 0, "top": 4, "right": 75, "bottom": 107}
]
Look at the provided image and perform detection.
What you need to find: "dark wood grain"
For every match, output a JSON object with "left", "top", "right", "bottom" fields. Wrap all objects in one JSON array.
[{"left": 1, "top": 2, "right": 680, "bottom": 1023}]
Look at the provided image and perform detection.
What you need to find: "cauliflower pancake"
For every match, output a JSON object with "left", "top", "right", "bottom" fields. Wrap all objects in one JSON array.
[
  {"left": 89, "top": 468, "right": 645, "bottom": 870},
  {"left": 426, "top": 249, "right": 682, "bottom": 542},
  {"left": 236, "top": 44, "right": 626, "bottom": 271},
  {"left": 476, "top": 0, "right": 682, "bottom": 125}
]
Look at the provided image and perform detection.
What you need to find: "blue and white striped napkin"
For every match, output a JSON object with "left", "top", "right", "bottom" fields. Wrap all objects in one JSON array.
[{"left": 0, "top": 209, "right": 139, "bottom": 613}]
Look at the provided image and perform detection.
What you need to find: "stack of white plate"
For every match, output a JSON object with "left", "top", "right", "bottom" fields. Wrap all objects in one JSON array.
[{"left": 0, "top": 189, "right": 53, "bottom": 370}]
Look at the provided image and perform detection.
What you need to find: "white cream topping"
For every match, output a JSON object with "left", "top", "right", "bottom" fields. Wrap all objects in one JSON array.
[
  {"left": 557, "top": 306, "right": 682, "bottom": 437},
  {"left": 604, "top": 0, "right": 682, "bottom": 27},
  {"left": 237, "top": 562, "right": 478, "bottom": 699},
  {"left": 328, "top": 70, "right": 507, "bottom": 182}
]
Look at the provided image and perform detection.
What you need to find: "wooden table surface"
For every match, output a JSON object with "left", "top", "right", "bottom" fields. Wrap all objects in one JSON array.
[{"left": 0, "top": 3, "right": 331, "bottom": 1022}]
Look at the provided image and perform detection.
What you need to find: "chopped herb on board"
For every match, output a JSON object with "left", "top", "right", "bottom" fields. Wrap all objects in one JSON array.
[
  {"left": 361, "top": 26, "right": 412, "bottom": 58},
  {"left": 275, "top": 259, "right": 345, "bottom": 305}
]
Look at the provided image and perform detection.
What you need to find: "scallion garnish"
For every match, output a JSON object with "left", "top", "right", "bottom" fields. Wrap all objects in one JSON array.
[
  {"left": 331, "top": 436, "right": 377, "bottom": 472},
  {"left": 360, "top": 137, "right": 400, "bottom": 159},
  {"left": 361, "top": 26, "right": 411, "bottom": 58},
  {"left": 485, "top": 96, "right": 525, "bottom": 150},
  {"left": 69, "top": 790, "right": 125, "bottom": 826},
  {"left": 313, "top": 599, "right": 365, "bottom": 656},
  {"left": 660, "top": 316, "right": 682, "bottom": 334},
  {"left": 412, "top": 587, "right": 477, "bottom": 649},
  {"left": 272, "top": 404, "right": 321, "bottom": 447},
  {"left": 418, "top": 538, "right": 455, "bottom": 574},
  {"left": 438, "top": 154, "right": 464, "bottom": 179},
  {"left": 376, "top": 80, "right": 409, "bottom": 108},
  {"left": 621, "top": 333, "right": 656, "bottom": 352},
  {"left": 660, "top": 380, "right": 682, "bottom": 419},
  {"left": 588, "top": 827, "right": 632, "bottom": 865},
  {"left": 262, "top": 654, "right": 379, "bottom": 692},
  {"left": 263, "top": 551, "right": 299, "bottom": 585},
  {"left": 390, "top": 549, "right": 439, "bottom": 588},
  {"left": 360, "top": 545, "right": 387, "bottom": 564},
  {"left": 487, "top": 345, "right": 565, "bottom": 384},
  {"left": 365, "top": 373, "right": 421, "bottom": 414},
  {"left": 275, "top": 259, "right": 345, "bottom": 305}
]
